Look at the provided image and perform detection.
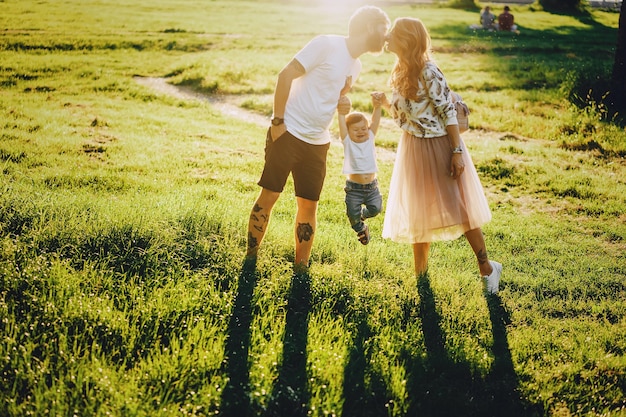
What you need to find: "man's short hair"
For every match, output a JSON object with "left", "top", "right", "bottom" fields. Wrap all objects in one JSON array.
[{"left": 348, "top": 6, "right": 390, "bottom": 37}]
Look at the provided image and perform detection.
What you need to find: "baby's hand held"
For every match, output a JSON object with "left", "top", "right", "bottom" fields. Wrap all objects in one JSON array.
[
  {"left": 337, "top": 95, "right": 351, "bottom": 115},
  {"left": 371, "top": 91, "right": 386, "bottom": 107}
]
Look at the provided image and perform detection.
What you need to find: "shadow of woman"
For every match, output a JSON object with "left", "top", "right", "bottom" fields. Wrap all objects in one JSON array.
[
  {"left": 220, "top": 257, "right": 259, "bottom": 417},
  {"left": 264, "top": 267, "right": 312, "bottom": 417},
  {"left": 402, "top": 272, "right": 542, "bottom": 417},
  {"left": 401, "top": 272, "right": 474, "bottom": 416},
  {"left": 484, "top": 293, "right": 543, "bottom": 416}
]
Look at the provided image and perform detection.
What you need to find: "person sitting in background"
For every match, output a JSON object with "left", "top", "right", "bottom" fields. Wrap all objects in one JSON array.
[
  {"left": 497, "top": 6, "right": 518, "bottom": 32},
  {"left": 480, "top": 6, "right": 496, "bottom": 30}
]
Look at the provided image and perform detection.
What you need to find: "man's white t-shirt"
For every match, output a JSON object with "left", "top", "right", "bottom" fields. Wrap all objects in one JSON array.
[{"left": 286, "top": 35, "right": 362, "bottom": 145}]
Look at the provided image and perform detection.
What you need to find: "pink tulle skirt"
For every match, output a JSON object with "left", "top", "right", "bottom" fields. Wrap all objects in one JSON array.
[{"left": 382, "top": 131, "right": 492, "bottom": 243}]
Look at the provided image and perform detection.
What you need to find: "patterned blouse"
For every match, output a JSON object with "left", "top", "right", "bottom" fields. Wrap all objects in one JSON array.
[{"left": 389, "top": 61, "right": 459, "bottom": 138}]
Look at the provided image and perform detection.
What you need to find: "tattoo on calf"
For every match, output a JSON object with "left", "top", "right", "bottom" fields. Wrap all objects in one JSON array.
[
  {"left": 476, "top": 249, "right": 489, "bottom": 265},
  {"left": 296, "top": 223, "right": 314, "bottom": 243},
  {"left": 247, "top": 232, "right": 258, "bottom": 251},
  {"left": 250, "top": 204, "right": 268, "bottom": 233}
]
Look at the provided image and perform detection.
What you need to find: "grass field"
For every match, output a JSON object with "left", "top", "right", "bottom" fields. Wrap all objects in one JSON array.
[{"left": 1, "top": 0, "right": 625, "bottom": 416}]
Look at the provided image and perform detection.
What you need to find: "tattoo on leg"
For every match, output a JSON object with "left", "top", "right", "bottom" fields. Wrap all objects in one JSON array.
[
  {"left": 250, "top": 206, "right": 268, "bottom": 233},
  {"left": 296, "top": 222, "right": 314, "bottom": 243},
  {"left": 476, "top": 249, "right": 488, "bottom": 265},
  {"left": 247, "top": 232, "right": 258, "bottom": 252},
  {"left": 250, "top": 213, "right": 262, "bottom": 232},
  {"left": 248, "top": 203, "right": 270, "bottom": 253}
]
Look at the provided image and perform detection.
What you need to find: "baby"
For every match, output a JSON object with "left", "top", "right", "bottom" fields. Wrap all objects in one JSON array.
[{"left": 337, "top": 92, "right": 385, "bottom": 245}]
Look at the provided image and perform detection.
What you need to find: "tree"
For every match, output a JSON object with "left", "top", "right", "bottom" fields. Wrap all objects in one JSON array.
[
  {"left": 611, "top": 1, "right": 626, "bottom": 115},
  {"left": 447, "top": 0, "right": 477, "bottom": 10},
  {"left": 539, "top": 0, "right": 584, "bottom": 12}
]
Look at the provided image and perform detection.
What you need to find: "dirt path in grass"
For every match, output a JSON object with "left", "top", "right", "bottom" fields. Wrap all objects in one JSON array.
[
  {"left": 133, "top": 75, "right": 522, "bottom": 165},
  {"left": 133, "top": 76, "right": 509, "bottom": 134},
  {"left": 135, "top": 76, "right": 408, "bottom": 161},
  {"left": 134, "top": 76, "right": 271, "bottom": 126},
  {"left": 134, "top": 75, "right": 510, "bottom": 139}
]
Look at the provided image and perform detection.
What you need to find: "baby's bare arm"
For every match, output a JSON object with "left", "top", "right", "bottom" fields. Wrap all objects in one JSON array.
[
  {"left": 337, "top": 95, "right": 351, "bottom": 139},
  {"left": 369, "top": 92, "right": 386, "bottom": 136}
]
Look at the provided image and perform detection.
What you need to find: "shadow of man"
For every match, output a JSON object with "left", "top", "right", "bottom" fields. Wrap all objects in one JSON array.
[
  {"left": 220, "top": 257, "right": 259, "bottom": 417},
  {"left": 264, "top": 266, "right": 312, "bottom": 417},
  {"left": 341, "top": 307, "right": 390, "bottom": 417}
]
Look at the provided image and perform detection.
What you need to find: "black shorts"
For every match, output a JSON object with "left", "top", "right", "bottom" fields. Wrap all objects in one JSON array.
[{"left": 258, "top": 128, "right": 330, "bottom": 201}]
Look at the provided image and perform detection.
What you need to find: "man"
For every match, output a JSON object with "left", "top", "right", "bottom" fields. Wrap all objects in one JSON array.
[
  {"left": 497, "top": 6, "right": 517, "bottom": 32},
  {"left": 246, "top": 6, "right": 390, "bottom": 269}
]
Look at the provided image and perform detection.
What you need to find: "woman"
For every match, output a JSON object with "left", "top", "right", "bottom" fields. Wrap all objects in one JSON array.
[
  {"left": 480, "top": 6, "right": 496, "bottom": 30},
  {"left": 380, "top": 17, "right": 502, "bottom": 294}
]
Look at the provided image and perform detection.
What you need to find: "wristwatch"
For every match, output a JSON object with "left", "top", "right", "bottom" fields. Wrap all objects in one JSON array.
[{"left": 271, "top": 117, "right": 284, "bottom": 126}]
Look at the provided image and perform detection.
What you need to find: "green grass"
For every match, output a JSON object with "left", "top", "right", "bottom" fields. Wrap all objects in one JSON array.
[{"left": 1, "top": 0, "right": 625, "bottom": 416}]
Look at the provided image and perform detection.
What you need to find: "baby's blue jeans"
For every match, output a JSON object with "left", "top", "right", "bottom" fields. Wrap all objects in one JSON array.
[{"left": 344, "top": 179, "right": 382, "bottom": 233}]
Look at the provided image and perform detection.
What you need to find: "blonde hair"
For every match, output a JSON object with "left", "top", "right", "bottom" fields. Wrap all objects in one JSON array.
[
  {"left": 348, "top": 6, "right": 390, "bottom": 37},
  {"left": 388, "top": 17, "right": 432, "bottom": 100},
  {"left": 345, "top": 112, "right": 368, "bottom": 128}
]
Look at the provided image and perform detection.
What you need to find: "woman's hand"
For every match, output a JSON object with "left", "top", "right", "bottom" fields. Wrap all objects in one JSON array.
[
  {"left": 372, "top": 91, "right": 390, "bottom": 111},
  {"left": 450, "top": 153, "right": 465, "bottom": 179}
]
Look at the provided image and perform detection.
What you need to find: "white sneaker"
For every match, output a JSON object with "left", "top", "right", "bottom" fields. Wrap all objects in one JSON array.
[{"left": 483, "top": 261, "right": 502, "bottom": 295}]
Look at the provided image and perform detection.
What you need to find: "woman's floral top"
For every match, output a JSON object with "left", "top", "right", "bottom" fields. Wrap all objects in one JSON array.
[{"left": 389, "top": 61, "right": 459, "bottom": 138}]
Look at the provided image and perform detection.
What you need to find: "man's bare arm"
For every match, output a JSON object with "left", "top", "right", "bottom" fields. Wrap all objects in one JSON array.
[{"left": 273, "top": 59, "right": 305, "bottom": 118}]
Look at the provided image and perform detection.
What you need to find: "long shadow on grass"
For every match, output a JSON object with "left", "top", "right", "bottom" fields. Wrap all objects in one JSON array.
[
  {"left": 402, "top": 272, "right": 475, "bottom": 415},
  {"left": 264, "top": 267, "right": 312, "bottom": 417},
  {"left": 221, "top": 257, "right": 258, "bottom": 417},
  {"left": 401, "top": 273, "right": 542, "bottom": 417},
  {"left": 341, "top": 310, "right": 390, "bottom": 417},
  {"left": 483, "top": 293, "right": 542, "bottom": 416}
]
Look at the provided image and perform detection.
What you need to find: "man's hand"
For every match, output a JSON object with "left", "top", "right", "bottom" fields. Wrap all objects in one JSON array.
[{"left": 270, "top": 124, "right": 287, "bottom": 141}]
